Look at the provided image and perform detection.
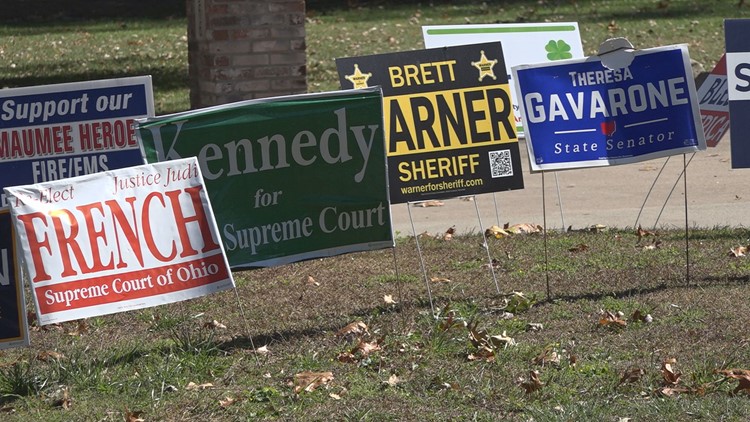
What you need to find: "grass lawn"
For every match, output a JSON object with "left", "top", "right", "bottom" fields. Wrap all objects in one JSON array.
[{"left": 2, "top": 1, "right": 750, "bottom": 420}]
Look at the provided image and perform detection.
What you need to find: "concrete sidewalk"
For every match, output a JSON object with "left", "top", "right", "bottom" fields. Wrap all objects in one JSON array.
[{"left": 390, "top": 133, "right": 749, "bottom": 236}]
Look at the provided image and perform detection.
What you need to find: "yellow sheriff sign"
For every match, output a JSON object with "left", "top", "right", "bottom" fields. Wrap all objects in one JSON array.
[{"left": 336, "top": 42, "right": 524, "bottom": 203}]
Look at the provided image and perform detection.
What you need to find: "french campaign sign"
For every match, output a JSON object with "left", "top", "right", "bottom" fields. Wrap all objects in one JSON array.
[
  {"left": 725, "top": 19, "right": 750, "bottom": 168},
  {"left": 513, "top": 45, "right": 706, "bottom": 172},
  {"left": 4, "top": 158, "right": 234, "bottom": 325}
]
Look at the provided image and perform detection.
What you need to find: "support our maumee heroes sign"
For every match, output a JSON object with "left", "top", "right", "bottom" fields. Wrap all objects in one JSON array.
[
  {"left": 336, "top": 42, "right": 524, "bottom": 204},
  {"left": 136, "top": 88, "right": 393, "bottom": 269},
  {"left": 0, "top": 76, "right": 154, "bottom": 199},
  {"left": 4, "top": 158, "right": 234, "bottom": 325},
  {"left": 512, "top": 44, "right": 706, "bottom": 171}
]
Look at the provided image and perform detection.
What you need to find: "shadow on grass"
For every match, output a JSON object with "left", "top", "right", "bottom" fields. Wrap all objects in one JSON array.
[{"left": 218, "top": 300, "right": 418, "bottom": 352}]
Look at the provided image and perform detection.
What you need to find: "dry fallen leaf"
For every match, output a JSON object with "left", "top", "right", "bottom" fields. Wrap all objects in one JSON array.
[
  {"left": 662, "top": 358, "right": 681, "bottom": 386},
  {"left": 443, "top": 226, "right": 456, "bottom": 241},
  {"left": 599, "top": 310, "right": 627, "bottom": 328},
  {"left": 526, "top": 323, "right": 544, "bottom": 332},
  {"left": 304, "top": 275, "right": 320, "bottom": 286},
  {"left": 329, "top": 393, "right": 341, "bottom": 400},
  {"left": 504, "top": 223, "right": 542, "bottom": 234},
  {"left": 339, "top": 338, "right": 383, "bottom": 363},
  {"left": 336, "top": 321, "right": 369, "bottom": 338},
  {"left": 68, "top": 319, "right": 89, "bottom": 336},
  {"left": 485, "top": 225, "right": 510, "bottom": 239},
  {"left": 429, "top": 276, "right": 452, "bottom": 283},
  {"left": 533, "top": 349, "right": 560, "bottom": 367},
  {"left": 658, "top": 386, "right": 692, "bottom": 397},
  {"left": 631, "top": 309, "right": 645, "bottom": 322},
  {"left": 185, "top": 382, "right": 214, "bottom": 391},
  {"left": 631, "top": 310, "right": 653, "bottom": 323},
  {"left": 336, "top": 352, "right": 357, "bottom": 363},
  {"left": 519, "top": 370, "right": 544, "bottom": 394},
  {"left": 417, "top": 230, "right": 433, "bottom": 239},
  {"left": 354, "top": 339, "right": 382, "bottom": 357},
  {"left": 716, "top": 369, "right": 750, "bottom": 395},
  {"left": 293, "top": 371, "right": 334, "bottom": 393},
  {"left": 729, "top": 245, "right": 749, "bottom": 257},
  {"left": 467, "top": 321, "right": 489, "bottom": 348},
  {"left": 36, "top": 350, "right": 65, "bottom": 362},
  {"left": 219, "top": 396, "right": 238, "bottom": 407},
  {"left": 124, "top": 407, "right": 145, "bottom": 422},
  {"left": 439, "top": 309, "right": 463, "bottom": 332},
  {"left": 568, "top": 243, "right": 589, "bottom": 252},
  {"left": 204, "top": 319, "right": 227, "bottom": 330},
  {"left": 468, "top": 346, "right": 495, "bottom": 362},
  {"left": 386, "top": 374, "right": 401, "bottom": 386},
  {"left": 567, "top": 224, "right": 608, "bottom": 233},
  {"left": 255, "top": 345, "right": 270, "bottom": 355},
  {"left": 52, "top": 387, "right": 72, "bottom": 409},
  {"left": 636, "top": 225, "right": 657, "bottom": 242},
  {"left": 642, "top": 239, "right": 662, "bottom": 250},
  {"left": 383, "top": 294, "right": 397, "bottom": 305},
  {"left": 489, "top": 331, "right": 516, "bottom": 349},
  {"left": 619, "top": 367, "right": 645, "bottom": 384}
]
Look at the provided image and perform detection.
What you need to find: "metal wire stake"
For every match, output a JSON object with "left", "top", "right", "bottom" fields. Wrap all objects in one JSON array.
[
  {"left": 474, "top": 196, "right": 501, "bottom": 294},
  {"left": 407, "top": 203, "right": 435, "bottom": 316}
]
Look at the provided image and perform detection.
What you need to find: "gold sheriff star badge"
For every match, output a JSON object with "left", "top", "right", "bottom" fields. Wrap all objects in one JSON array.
[
  {"left": 345, "top": 64, "right": 373, "bottom": 88},
  {"left": 471, "top": 50, "right": 498, "bottom": 82}
]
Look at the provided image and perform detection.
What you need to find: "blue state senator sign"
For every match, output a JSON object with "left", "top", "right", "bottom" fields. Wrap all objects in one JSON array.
[
  {"left": 725, "top": 19, "right": 750, "bottom": 169},
  {"left": 512, "top": 45, "right": 705, "bottom": 172}
]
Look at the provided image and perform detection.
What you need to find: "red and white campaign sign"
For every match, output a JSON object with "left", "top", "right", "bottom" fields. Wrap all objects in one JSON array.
[
  {"left": 697, "top": 54, "right": 730, "bottom": 147},
  {"left": 3, "top": 157, "right": 234, "bottom": 325}
]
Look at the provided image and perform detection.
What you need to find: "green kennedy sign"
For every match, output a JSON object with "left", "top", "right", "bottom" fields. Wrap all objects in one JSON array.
[{"left": 136, "top": 88, "right": 393, "bottom": 269}]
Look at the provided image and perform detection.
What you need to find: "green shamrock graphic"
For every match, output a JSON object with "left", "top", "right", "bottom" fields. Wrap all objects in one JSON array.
[{"left": 545, "top": 40, "right": 573, "bottom": 61}]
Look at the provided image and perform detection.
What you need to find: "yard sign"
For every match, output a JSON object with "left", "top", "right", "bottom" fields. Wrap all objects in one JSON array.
[
  {"left": 0, "top": 76, "right": 154, "bottom": 340},
  {"left": 336, "top": 42, "right": 524, "bottom": 204},
  {"left": 513, "top": 44, "right": 706, "bottom": 171},
  {"left": 137, "top": 88, "right": 393, "bottom": 269},
  {"left": 5, "top": 158, "right": 234, "bottom": 325},
  {"left": 696, "top": 54, "right": 729, "bottom": 147},
  {"left": 0, "top": 208, "right": 28, "bottom": 348},
  {"left": 725, "top": 19, "right": 750, "bottom": 168}
]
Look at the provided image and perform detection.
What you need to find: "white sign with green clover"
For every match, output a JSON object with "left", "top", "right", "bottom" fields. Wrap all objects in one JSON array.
[{"left": 422, "top": 22, "right": 584, "bottom": 136}]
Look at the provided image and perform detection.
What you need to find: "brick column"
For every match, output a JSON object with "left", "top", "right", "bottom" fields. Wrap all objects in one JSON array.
[{"left": 187, "top": 0, "right": 307, "bottom": 109}]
